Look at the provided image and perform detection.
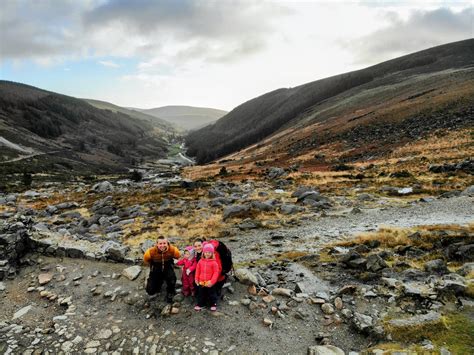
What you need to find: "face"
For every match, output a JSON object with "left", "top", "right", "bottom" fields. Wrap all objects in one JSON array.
[
  {"left": 194, "top": 241, "right": 202, "bottom": 253},
  {"left": 203, "top": 251, "right": 213, "bottom": 259},
  {"left": 184, "top": 250, "right": 190, "bottom": 258},
  {"left": 157, "top": 239, "right": 168, "bottom": 251}
]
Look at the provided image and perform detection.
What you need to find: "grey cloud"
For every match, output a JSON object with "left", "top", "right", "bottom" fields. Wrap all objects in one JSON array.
[
  {"left": 0, "top": 0, "right": 89, "bottom": 60},
  {"left": 343, "top": 7, "right": 473, "bottom": 64},
  {"left": 83, "top": 0, "right": 281, "bottom": 40},
  {"left": 0, "top": 0, "right": 287, "bottom": 64}
]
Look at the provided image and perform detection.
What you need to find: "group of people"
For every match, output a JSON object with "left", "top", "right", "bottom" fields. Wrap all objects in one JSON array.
[{"left": 143, "top": 236, "right": 229, "bottom": 311}]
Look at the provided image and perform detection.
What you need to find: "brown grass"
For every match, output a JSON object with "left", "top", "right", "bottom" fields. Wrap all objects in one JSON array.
[{"left": 333, "top": 224, "right": 474, "bottom": 249}]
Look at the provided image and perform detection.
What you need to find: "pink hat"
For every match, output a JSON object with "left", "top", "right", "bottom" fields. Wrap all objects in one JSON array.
[
  {"left": 202, "top": 243, "right": 214, "bottom": 253},
  {"left": 185, "top": 246, "right": 194, "bottom": 252}
]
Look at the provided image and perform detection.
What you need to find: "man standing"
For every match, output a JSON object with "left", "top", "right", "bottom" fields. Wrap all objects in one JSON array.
[{"left": 143, "top": 236, "right": 180, "bottom": 303}]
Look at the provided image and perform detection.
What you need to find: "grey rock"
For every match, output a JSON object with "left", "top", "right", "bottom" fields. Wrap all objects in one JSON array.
[
  {"left": 92, "top": 181, "right": 114, "bottom": 193},
  {"left": 23, "top": 190, "right": 41, "bottom": 198},
  {"left": 12, "top": 305, "right": 33, "bottom": 320},
  {"left": 307, "top": 345, "right": 345, "bottom": 355},
  {"left": 321, "top": 303, "right": 335, "bottom": 315},
  {"left": 101, "top": 241, "right": 129, "bottom": 262},
  {"left": 352, "top": 312, "right": 373, "bottom": 332},
  {"left": 457, "top": 262, "right": 474, "bottom": 277},
  {"left": 387, "top": 311, "right": 441, "bottom": 329},
  {"left": 366, "top": 254, "right": 388, "bottom": 272},
  {"left": 223, "top": 205, "right": 250, "bottom": 220},
  {"left": 33, "top": 223, "right": 50, "bottom": 232},
  {"left": 268, "top": 167, "right": 286, "bottom": 179},
  {"left": 436, "top": 279, "right": 466, "bottom": 295},
  {"left": 424, "top": 259, "right": 449, "bottom": 274},
  {"left": 122, "top": 266, "right": 142, "bottom": 281},
  {"left": 96, "top": 329, "right": 113, "bottom": 339},
  {"left": 292, "top": 186, "right": 316, "bottom": 199},
  {"left": 460, "top": 185, "right": 474, "bottom": 196},
  {"left": 271, "top": 288, "right": 293, "bottom": 297},
  {"left": 234, "top": 268, "right": 258, "bottom": 285},
  {"left": 251, "top": 201, "right": 274, "bottom": 212},
  {"left": 280, "top": 204, "right": 303, "bottom": 215}
]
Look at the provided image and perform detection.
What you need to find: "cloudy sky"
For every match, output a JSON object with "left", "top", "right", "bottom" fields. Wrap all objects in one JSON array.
[{"left": 0, "top": 0, "right": 472, "bottom": 111}]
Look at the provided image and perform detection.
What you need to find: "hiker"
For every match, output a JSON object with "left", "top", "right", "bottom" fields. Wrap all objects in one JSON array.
[
  {"left": 176, "top": 246, "right": 197, "bottom": 297},
  {"left": 193, "top": 237, "right": 233, "bottom": 298},
  {"left": 193, "top": 238, "right": 205, "bottom": 262},
  {"left": 143, "top": 236, "right": 180, "bottom": 303},
  {"left": 194, "top": 242, "right": 219, "bottom": 311}
]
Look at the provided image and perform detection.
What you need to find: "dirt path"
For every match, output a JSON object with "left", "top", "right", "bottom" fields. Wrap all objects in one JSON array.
[{"left": 224, "top": 195, "right": 474, "bottom": 263}]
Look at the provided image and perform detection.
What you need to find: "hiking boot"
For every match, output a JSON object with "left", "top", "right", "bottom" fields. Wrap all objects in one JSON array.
[
  {"left": 194, "top": 305, "right": 202, "bottom": 311},
  {"left": 210, "top": 305, "right": 217, "bottom": 312},
  {"left": 165, "top": 294, "right": 173, "bottom": 303}
]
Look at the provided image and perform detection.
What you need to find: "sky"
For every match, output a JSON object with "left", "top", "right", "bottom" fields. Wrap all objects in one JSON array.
[{"left": 0, "top": 0, "right": 472, "bottom": 111}]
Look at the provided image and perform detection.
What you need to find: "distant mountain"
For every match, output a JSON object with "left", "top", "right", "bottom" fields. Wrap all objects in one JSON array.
[
  {"left": 0, "top": 81, "right": 171, "bottom": 174},
  {"left": 186, "top": 39, "right": 474, "bottom": 165},
  {"left": 84, "top": 98, "right": 177, "bottom": 133},
  {"left": 136, "top": 106, "right": 227, "bottom": 131}
]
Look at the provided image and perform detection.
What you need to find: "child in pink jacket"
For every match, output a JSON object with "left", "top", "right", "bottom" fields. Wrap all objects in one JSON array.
[{"left": 176, "top": 246, "right": 197, "bottom": 297}]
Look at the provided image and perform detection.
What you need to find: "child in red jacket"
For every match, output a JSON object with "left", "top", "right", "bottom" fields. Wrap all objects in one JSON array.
[
  {"left": 194, "top": 243, "right": 219, "bottom": 311},
  {"left": 176, "top": 246, "right": 197, "bottom": 297}
]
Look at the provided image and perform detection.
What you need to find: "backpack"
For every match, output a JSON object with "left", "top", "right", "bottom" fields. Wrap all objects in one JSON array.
[{"left": 211, "top": 240, "right": 233, "bottom": 275}]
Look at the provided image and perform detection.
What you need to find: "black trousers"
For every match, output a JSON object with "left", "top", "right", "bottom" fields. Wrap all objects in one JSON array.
[
  {"left": 146, "top": 264, "right": 176, "bottom": 296},
  {"left": 197, "top": 285, "right": 218, "bottom": 307}
]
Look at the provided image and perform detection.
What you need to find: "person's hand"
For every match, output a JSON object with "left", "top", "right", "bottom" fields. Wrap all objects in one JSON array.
[{"left": 186, "top": 269, "right": 191, "bottom": 276}]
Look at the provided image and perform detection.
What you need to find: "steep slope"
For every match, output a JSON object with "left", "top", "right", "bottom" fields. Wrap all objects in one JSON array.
[
  {"left": 84, "top": 98, "right": 177, "bottom": 134},
  {"left": 186, "top": 39, "right": 474, "bottom": 164},
  {"left": 137, "top": 105, "right": 227, "bottom": 131},
  {"left": 0, "top": 81, "right": 169, "bottom": 174}
]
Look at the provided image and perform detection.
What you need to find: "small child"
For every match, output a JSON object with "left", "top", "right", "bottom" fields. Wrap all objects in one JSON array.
[
  {"left": 176, "top": 246, "right": 197, "bottom": 297},
  {"left": 194, "top": 243, "right": 219, "bottom": 311}
]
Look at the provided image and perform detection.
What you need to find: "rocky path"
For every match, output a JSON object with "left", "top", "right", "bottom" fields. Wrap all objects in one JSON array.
[
  {"left": 1, "top": 193, "right": 472, "bottom": 354},
  {"left": 226, "top": 195, "right": 474, "bottom": 263}
]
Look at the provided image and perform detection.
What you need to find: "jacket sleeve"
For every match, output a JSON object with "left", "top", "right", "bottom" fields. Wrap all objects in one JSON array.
[
  {"left": 210, "top": 261, "right": 219, "bottom": 286},
  {"left": 188, "top": 258, "right": 197, "bottom": 272},
  {"left": 143, "top": 249, "right": 151, "bottom": 265},
  {"left": 176, "top": 259, "right": 185, "bottom": 266},
  {"left": 171, "top": 246, "right": 181, "bottom": 259}
]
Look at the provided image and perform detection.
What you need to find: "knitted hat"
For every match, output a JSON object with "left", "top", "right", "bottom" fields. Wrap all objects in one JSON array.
[
  {"left": 202, "top": 243, "right": 214, "bottom": 253},
  {"left": 185, "top": 246, "right": 194, "bottom": 252}
]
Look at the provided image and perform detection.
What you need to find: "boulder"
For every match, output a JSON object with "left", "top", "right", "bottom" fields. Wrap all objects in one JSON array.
[
  {"left": 460, "top": 185, "right": 474, "bottom": 197},
  {"left": 122, "top": 266, "right": 142, "bottom": 281},
  {"left": 280, "top": 204, "right": 303, "bottom": 215},
  {"left": 457, "top": 262, "right": 474, "bottom": 277},
  {"left": 267, "top": 167, "right": 286, "bottom": 179},
  {"left": 223, "top": 205, "right": 251, "bottom": 220},
  {"left": 366, "top": 254, "right": 388, "bottom": 273},
  {"left": 251, "top": 201, "right": 274, "bottom": 212},
  {"left": 352, "top": 312, "right": 373, "bottom": 332},
  {"left": 92, "top": 181, "right": 114, "bottom": 193},
  {"left": 234, "top": 268, "right": 258, "bottom": 285},
  {"left": 101, "top": 241, "right": 130, "bottom": 262},
  {"left": 424, "top": 259, "right": 449, "bottom": 274},
  {"left": 292, "top": 186, "right": 317, "bottom": 199}
]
